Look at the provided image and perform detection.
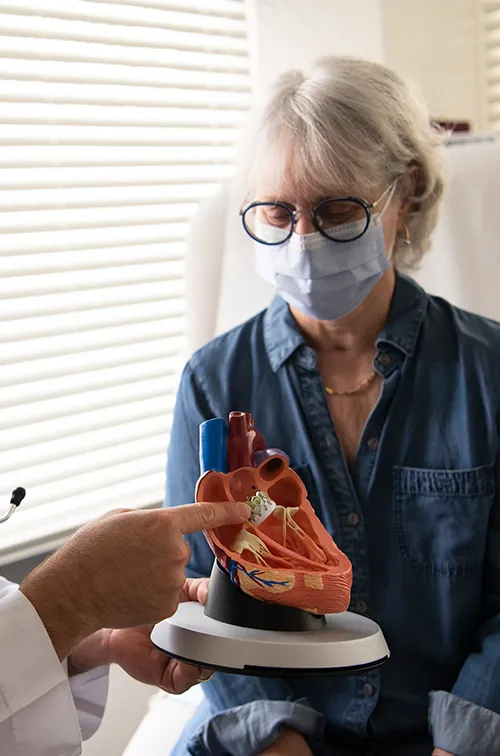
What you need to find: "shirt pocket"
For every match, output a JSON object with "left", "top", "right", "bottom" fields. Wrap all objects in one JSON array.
[{"left": 393, "top": 464, "right": 494, "bottom": 576}]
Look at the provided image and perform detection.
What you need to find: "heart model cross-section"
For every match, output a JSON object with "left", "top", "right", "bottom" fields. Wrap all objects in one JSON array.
[{"left": 197, "top": 448, "right": 352, "bottom": 615}]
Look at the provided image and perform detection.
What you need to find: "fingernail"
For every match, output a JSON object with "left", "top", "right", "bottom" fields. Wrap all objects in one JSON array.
[
  {"left": 199, "top": 583, "right": 208, "bottom": 604},
  {"left": 198, "top": 669, "right": 213, "bottom": 681},
  {"left": 236, "top": 502, "right": 251, "bottom": 519}
]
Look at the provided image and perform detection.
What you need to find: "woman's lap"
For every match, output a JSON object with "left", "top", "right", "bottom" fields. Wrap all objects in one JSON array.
[{"left": 170, "top": 700, "right": 432, "bottom": 756}]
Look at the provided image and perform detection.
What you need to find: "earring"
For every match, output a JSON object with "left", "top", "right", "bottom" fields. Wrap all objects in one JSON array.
[{"left": 402, "top": 223, "right": 411, "bottom": 246}]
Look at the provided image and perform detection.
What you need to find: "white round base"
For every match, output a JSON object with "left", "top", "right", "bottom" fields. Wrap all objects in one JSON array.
[{"left": 151, "top": 603, "right": 390, "bottom": 677}]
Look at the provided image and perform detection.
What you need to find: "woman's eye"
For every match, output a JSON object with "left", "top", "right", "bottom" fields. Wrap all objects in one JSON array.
[
  {"left": 325, "top": 211, "right": 351, "bottom": 222},
  {"left": 262, "top": 210, "right": 290, "bottom": 226},
  {"left": 319, "top": 213, "right": 351, "bottom": 228},
  {"left": 319, "top": 201, "right": 361, "bottom": 226}
]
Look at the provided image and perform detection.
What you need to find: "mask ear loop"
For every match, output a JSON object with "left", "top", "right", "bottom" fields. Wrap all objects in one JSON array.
[
  {"left": 375, "top": 177, "right": 400, "bottom": 213},
  {"left": 368, "top": 176, "right": 402, "bottom": 231}
]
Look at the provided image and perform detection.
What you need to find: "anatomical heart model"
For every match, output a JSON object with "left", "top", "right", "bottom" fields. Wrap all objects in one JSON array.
[{"left": 196, "top": 412, "right": 352, "bottom": 615}]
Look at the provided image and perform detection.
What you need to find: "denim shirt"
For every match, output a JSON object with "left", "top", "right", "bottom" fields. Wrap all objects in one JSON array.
[{"left": 166, "top": 274, "right": 500, "bottom": 756}]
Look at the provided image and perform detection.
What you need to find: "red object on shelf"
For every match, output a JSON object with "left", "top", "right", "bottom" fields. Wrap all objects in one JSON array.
[{"left": 433, "top": 119, "right": 470, "bottom": 132}]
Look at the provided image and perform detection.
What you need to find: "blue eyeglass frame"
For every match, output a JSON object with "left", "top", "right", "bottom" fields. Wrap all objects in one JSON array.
[{"left": 239, "top": 181, "right": 398, "bottom": 246}]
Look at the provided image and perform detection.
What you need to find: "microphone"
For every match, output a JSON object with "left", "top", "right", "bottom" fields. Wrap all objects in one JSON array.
[
  {"left": 0, "top": 487, "right": 26, "bottom": 524},
  {"left": 10, "top": 487, "right": 26, "bottom": 507}
]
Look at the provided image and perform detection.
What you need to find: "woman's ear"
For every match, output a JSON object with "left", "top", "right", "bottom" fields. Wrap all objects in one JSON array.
[{"left": 397, "top": 163, "right": 420, "bottom": 224}]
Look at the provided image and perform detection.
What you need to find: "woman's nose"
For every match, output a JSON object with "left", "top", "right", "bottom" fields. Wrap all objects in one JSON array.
[{"left": 293, "top": 212, "right": 316, "bottom": 235}]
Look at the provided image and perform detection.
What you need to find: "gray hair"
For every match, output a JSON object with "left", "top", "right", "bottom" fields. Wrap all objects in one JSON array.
[{"left": 244, "top": 56, "right": 446, "bottom": 269}]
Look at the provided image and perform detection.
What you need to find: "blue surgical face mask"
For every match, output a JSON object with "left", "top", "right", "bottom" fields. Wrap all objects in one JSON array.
[{"left": 255, "top": 213, "right": 390, "bottom": 321}]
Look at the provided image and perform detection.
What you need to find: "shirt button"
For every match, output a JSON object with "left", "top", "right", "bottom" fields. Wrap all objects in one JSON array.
[
  {"left": 378, "top": 352, "right": 392, "bottom": 366},
  {"left": 347, "top": 512, "right": 359, "bottom": 526},
  {"left": 367, "top": 438, "right": 379, "bottom": 451},
  {"left": 363, "top": 683, "right": 375, "bottom": 697},
  {"left": 356, "top": 600, "right": 368, "bottom": 613}
]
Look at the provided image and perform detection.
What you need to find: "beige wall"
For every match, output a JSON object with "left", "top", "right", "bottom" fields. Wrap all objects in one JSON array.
[
  {"left": 250, "top": 0, "right": 385, "bottom": 101},
  {"left": 381, "top": 0, "right": 485, "bottom": 130},
  {"left": 253, "top": 0, "right": 487, "bottom": 131}
]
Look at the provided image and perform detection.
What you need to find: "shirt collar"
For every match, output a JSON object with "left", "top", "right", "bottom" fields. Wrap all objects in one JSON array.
[
  {"left": 263, "top": 273, "right": 428, "bottom": 373},
  {"left": 377, "top": 273, "right": 428, "bottom": 358},
  {"left": 263, "top": 295, "right": 305, "bottom": 373}
]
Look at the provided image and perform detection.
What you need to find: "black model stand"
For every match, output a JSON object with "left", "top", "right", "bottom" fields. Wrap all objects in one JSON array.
[{"left": 204, "top": 561, "right": 326, "bottom": 632}]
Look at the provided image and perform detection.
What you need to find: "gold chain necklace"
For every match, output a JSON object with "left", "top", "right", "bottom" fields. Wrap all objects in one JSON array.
[{"left": 324, "top": 370, "right": 377, "bottom": 397}]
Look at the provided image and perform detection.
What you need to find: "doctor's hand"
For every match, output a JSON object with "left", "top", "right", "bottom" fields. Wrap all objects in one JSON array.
[
  {"left": 20, "top": 502, "right": 249, "bottom": 662},
  {"left": 68, "top": 578, "right": 214, "bottom": 694},
  {"left": 432, "top": 750, "right": 455, "bottom": 756}
]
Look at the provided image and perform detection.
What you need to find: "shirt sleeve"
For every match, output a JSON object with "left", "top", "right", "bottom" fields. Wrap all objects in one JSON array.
[
  {"left": 429, "top": 691, "right": 500, "bottom": 756},
  {"left": 68, "top": 664, "right": 109, "bottom": 742},
  {"left": 0, "top": 577, "right": 108, "bottom": 756},
  {"left": 186, "top": 699, "right": 325, "bottom": 756},
  {"left": 429, "top": 450, "right": 500, "bottom": 755}
]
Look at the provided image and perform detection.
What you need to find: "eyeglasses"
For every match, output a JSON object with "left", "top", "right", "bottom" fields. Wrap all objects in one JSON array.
[{"left": 240, "top": 180, "right": 398, "bottom": 246}]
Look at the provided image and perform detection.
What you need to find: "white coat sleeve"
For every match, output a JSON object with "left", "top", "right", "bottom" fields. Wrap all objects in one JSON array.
[{"left": 0, "top": 577, "right": 109, "bottom": 756}]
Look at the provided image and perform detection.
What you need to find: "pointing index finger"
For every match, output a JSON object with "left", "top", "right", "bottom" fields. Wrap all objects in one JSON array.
[{"left": 171, "top": 501, "right": 250, "bottom": 535}]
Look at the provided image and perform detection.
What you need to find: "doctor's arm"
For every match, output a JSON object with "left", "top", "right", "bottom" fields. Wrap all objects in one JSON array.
[
  {"left": 0, "top": 575, "right": 106, "bottom": 755},
  {"left": 0, "top": 503, "right": 248, "bottom": 756},
  {"left": 428, "top": 451, "right": 500, "bottom": 756}
]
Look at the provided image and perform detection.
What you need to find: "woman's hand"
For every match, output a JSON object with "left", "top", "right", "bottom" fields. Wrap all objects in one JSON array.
[
  {"left": 259, "top": 738, "right": 455, "bottom": 756},
  {"left": 68, "top": 578, "right": 213, "bottom": 694},
  {"left": 258, "top": 729, "right": 313, "bottom": 756}
]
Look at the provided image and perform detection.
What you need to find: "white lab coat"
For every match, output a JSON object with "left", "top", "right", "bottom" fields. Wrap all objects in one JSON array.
[{"left": 0, "top": 577, "right": 109, "bottom": 755}]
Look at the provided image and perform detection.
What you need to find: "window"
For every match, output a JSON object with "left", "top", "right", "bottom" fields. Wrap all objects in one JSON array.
[{"left": 0, "top": 0, "right": 252, "bottom": 565}]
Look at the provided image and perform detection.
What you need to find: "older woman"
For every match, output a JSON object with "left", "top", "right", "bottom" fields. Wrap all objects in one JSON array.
[{"left": 166, "top": 57, "right": 500, "bottom": 756}]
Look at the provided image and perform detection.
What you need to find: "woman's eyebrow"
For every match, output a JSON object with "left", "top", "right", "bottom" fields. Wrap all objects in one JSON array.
[
  {"left": 305, "top": 192, "right": 353, "bottom": 205},
  {"left": 258, "top": 197, "right": 296, "bottom": 208},
  {"left": 257, "top": 192, "right": 354, "bottom": 207},
  {"left": 315, "top": 190, "right": 356, "bottom": 202}
]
